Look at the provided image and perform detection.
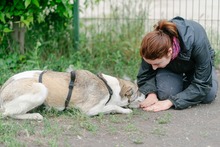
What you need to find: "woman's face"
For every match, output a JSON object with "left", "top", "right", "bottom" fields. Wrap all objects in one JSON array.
[{"left": 143, "top": 48, "right": 172, "bottom": 70}]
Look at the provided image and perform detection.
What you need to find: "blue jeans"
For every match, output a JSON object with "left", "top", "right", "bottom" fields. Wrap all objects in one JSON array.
[{"left": 156, "top": 67, "right": 218, "bottom": 103}]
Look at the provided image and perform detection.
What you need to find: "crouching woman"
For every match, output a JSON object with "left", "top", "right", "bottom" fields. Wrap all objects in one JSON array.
[{"left": 137, "top": 16, "right": 218, "bottom": 112}]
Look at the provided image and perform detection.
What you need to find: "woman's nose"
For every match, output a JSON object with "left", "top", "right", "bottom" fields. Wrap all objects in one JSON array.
[{"left": 152, "top": 65, "right": 158, "bottom": 70}]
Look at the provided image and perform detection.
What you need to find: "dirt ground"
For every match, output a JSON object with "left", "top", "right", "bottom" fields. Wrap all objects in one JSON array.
[
  {"left": 2, "top": 71, "right": 220, "bottom": 147},
  {"left": 62, "top": 70, "right": 220, "bottom": 147}
]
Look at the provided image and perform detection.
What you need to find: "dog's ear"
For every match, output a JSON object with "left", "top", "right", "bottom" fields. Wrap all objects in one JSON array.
[{"left": 120, "top": 86, "right": 133, "bottom": 98}]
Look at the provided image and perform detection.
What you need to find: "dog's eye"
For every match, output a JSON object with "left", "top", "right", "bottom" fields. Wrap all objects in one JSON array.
[{"left": 125, "top": 88, "right": 133, "bottom": 97}]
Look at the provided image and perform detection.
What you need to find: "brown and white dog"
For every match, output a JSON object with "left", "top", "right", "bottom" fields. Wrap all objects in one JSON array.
[{"left": 0, "top": 70, "right": 144, "bottom": 120}]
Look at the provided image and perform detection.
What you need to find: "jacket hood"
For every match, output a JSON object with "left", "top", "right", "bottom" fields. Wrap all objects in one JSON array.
[{"left": 171, "top": 16, "right": 194, "bottom": 59}]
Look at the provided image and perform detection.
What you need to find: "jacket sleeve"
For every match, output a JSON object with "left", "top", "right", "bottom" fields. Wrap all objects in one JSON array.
[
  {"left": 137, "top": 58, "right": 157, "bottom": 96},
  {"left": 169, "top": 36, "right": 213, "bottom": 109}
]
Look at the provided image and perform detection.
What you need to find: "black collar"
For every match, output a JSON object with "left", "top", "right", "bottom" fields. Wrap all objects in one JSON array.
[{"left": 97, "top": 73, "right": 113, "bottom": 105}]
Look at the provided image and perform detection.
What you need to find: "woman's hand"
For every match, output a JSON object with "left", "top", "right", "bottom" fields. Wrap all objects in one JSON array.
[
  {"left": 139, "top": 93, "right": 158, "bottom": 108},
  {"left": 143, "top": 99, "right": 173, "bottom": 112}
]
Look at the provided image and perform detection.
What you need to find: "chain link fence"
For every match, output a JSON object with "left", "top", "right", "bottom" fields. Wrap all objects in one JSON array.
[{"left": 79, "top": 0, "right": 220, "bottom": 50}]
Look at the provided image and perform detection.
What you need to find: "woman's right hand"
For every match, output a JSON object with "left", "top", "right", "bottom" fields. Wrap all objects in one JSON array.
[{"left": 139, "top": 93, "right": 158, "bottom": 108}]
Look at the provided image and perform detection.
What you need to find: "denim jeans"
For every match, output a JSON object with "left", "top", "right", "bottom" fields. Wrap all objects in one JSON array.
[{"left": 155, "top": 67, "right": 218, "bottom": 103}]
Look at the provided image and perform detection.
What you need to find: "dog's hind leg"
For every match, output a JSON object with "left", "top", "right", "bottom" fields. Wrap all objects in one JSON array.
[
  {"left": 10, "top": 113, "right": 44, "bottom": 120},
  {"left": 2, "top": 83, "right": 48, "bottom": 120}
]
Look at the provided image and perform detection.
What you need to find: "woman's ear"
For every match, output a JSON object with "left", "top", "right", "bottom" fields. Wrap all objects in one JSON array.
[{"left": 167, "top": 47, "right": 172, "bottom": 56}]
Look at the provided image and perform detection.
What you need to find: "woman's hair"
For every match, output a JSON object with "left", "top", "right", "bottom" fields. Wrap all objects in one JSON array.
[{"left": 140, "top": 20, "right": 179, "bottom": 60}]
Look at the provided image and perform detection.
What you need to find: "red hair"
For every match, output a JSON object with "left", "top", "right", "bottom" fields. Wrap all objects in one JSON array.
[{"left": 140, "top": 20, "right": 179, "bottom": 60}]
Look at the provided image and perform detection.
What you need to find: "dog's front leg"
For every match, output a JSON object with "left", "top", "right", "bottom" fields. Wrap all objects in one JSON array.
[
  {"left": 87, "top": 105, "right": 132, "bottom": 116},
  {"left": 103, "top": 105, "right": 133, "bottom": 114}
]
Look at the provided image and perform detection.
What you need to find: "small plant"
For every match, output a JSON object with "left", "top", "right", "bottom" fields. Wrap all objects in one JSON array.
[
  {"left": 156, "top": 113, "right": 172, "bottom": 124},
  {"left": 132, "top": 138, "right": 144, "bottom": 144},
  {"left": 123, "top": 123, "right": 138, "bottom": 132},
  {"left": 0, "top": 120, "right": 25, "bottom": 146},
  {"left": 109, "top": 115, "right": 122, "bottom": 123},
  {"left": 106, "top": 124, "right": 118, "bottom": 135},
  {"left": 80, "top": 121, "right": 98, "bottom": 132},
  {"left": 150, "top": 126, "right": 166, "bottom": 136}
]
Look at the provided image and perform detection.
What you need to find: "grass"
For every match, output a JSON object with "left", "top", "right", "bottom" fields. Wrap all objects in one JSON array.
[
  {"left": 156, "top": 112, "right": 172, "bottom": 124},
  {"left": 0, "top": 20, "right": 143, "bottom": 85},
  {"left": 0, "top": 111, "right": 141, "bottom": 146},
  {"left": 150, "top": 126, "right": 166, "bottom": 136},
  {"left": 0, "top": 3, "right": 219, "bottom": 146}
]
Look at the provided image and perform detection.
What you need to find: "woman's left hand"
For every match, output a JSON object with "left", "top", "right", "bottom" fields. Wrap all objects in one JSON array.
[{"left": 143, "top": 99, "right": 173, "bottom": 112}]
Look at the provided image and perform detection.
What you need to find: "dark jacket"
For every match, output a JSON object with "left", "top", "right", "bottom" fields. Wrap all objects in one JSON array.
[{"left": 137, "top": 16, "right": 215, "bottom": 109}]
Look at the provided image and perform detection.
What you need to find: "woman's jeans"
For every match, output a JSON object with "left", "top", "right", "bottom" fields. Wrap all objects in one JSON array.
[{"left": 156, "top": 67, "right": 218, "bottom": 103}]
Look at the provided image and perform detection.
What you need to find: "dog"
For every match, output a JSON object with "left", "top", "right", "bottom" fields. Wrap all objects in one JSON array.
[{"left": 0, "top": 70, "right": 145, "bottom": 120}]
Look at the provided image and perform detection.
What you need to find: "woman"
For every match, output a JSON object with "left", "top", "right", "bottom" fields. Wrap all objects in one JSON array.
[{"left": 137, "top": 16, "right": 218, "bottom": 112}]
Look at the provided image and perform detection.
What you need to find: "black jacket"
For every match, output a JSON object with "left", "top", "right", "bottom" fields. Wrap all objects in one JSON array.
[{"left": 137, "top": 16, "right": 215, "bottom": 109}]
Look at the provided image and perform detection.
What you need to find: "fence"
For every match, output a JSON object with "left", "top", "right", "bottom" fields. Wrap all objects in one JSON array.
[{"left": 78, "top": 0, "right": 220, "bottom": 50}]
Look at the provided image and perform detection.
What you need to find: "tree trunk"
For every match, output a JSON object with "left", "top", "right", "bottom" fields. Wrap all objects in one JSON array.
[{"left": 11, "top": 17, "right": 26, "bottom": 54}]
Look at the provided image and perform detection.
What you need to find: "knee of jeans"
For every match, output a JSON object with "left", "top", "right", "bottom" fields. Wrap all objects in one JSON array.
[
  {"left": 157, "top": 85, "right": 183, "bottom": 100},
  {"left": 202, "top": 80, "right": 218, "bottom": 104},
  {"left": 201, "top": 93, "right": 216, "bottom": 104},
  {"left": 157, "top": 90, "right": 171, "bottom": 100}
]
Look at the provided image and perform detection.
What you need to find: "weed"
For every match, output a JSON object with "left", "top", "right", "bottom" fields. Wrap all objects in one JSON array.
[
  {"left": 48, "top": 139, "right": 58, "bottom": 147},
  {"left": 132, "top": 137, "right": 144, "bottom": 144},
  {"left": 0, "top": 1, "right": 219, "bottom": 147},
  {"left": 0, "top": 120, "right": 25, "bottom": 146},
  {"left": 115, "top": 144, "right": 124, "bottom": 147},
  {"left": 107, "top": 124, "right": 118, "bottom": 134},
  {"left": 80, "top": 121, "right": 98, "bottom": 132},
  {"left": 41, "top": 119, "right": 61, "bottom": 137},
  {"left": 95, "top": 113, "right": 106, "bottom": 124},
  {"left": 200, "top": 131, "right": 209, "bottom": 137},
  {"left": 123, "top": 123, "right": 138, "bottom": 132},
  {"left": 109, "top": 115, "right": 122, "bottom": 123},
  {"left": 150, "top": 126, "right": 166, "bottom": 136},
  {"left": 156, "top": 113, "right": 172, "bottom": 124}
]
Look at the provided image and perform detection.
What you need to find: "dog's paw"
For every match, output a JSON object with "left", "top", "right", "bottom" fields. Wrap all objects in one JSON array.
[
  {"left": 32, "top": 113, "right": 43, "bottom": 120},
  {"left": 123, "top": 108, "right": 133, "bottom": 114}
]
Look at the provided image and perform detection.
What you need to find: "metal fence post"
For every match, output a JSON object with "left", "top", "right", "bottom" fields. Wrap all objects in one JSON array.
[{"left": 73, "top": 0, "right": 79, "bottom": 50}]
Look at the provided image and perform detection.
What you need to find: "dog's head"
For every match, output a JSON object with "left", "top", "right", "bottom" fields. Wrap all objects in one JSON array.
[{"left": 118, "top": 79, "right": 145, "bottom": 108}]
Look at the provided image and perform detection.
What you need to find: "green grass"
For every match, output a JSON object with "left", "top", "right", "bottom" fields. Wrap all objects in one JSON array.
[
  {"left": 0, "top": 4, "right": 219, "bottom": 146},
  {"left": 156, "top": 112, "right": 172, "bottom": 124},
  {"left": 0, "top": 19, "right": 144, "bottom": 85}
]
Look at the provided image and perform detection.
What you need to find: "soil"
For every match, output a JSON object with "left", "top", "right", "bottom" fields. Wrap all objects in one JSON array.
[
  {"left": 3, "top": 72, "right": 220, "bottom": 147},
  {"left": 67, "top": 71, "right": 220, "bottom": 147}
]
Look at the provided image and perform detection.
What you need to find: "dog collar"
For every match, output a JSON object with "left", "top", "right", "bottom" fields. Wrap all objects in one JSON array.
[{"left": 97, "top": 73, "right": 113, "bottom": 105}]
